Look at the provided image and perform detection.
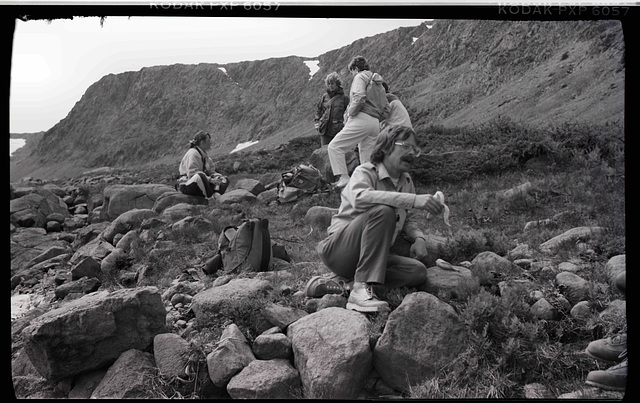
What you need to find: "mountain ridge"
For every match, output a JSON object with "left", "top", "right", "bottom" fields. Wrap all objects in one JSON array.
[{"left": 10, "top": 19, "right": 625, "bottom": 181}]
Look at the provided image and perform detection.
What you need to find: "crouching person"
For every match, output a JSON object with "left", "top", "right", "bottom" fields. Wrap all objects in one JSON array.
[
  {"left": 177, "top": 130, "right": 229, "bottom": 198},
  {"left": 313, "top": 125, "right": 444, "bottom": 312}
]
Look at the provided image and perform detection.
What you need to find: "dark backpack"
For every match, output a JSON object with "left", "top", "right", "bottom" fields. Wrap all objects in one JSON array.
[
  {"left": 277, "top": 164, "right": 329, "bottom": 203},
  {"left": 216, "top": 218, "right": 272, "bottom": 273}
]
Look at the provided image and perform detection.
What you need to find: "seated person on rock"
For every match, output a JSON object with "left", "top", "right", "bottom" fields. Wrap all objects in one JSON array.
[
  {"left": 177, "top": 130, "right": 229, "bottom": 198},
  {"left": 310, "top": 125, "right": 444, "bottom": 312}
]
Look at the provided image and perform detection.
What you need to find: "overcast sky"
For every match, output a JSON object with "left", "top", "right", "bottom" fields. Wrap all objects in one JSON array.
[{"left": 10, "top": 17, "right": 430, "bottom": 134}]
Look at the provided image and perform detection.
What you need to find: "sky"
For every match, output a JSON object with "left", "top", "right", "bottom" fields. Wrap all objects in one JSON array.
[{"left": 10, "top": 16, "right": 430, "bottom": 134}]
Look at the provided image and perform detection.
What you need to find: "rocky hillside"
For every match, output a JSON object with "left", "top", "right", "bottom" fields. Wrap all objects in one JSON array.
[{"left": 10, "top": 19, "right": 624, "bottom": 181}]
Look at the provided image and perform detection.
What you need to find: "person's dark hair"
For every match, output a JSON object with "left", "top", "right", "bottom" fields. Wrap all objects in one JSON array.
[
  {"left": 370, "top": 125, "right": 416, "bottom": 164},
  {"left": 348, "top": 56, "right": 369, "bottom": 72},
  {"left": 190, "top": 130, "right": 211, "bottom": 148},
  {"left": 325, "top": 72, "right": 342, "bottom": 88}
]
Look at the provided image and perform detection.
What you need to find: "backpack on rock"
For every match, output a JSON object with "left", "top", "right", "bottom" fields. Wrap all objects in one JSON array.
[
  {"left": 277, "top": 164, "right": 330, "bottom": 203},
  {"left": 207, "top": 218, "right": 273, "bottom": 274}
]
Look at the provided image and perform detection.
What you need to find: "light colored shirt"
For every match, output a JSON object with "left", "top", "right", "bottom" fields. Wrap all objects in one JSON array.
[
  {"left": 380, "top": 99, "right": 413, "bottom": 130},
  {"left": 327, "top": 162, "right": 426, "bottom": 244},
  {"left": 178, "top": 147, "right": 215, "bottom": 180}
]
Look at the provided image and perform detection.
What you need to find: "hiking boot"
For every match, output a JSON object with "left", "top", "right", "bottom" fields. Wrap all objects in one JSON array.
[
  {"left": 305, "top": 276, "right": 346, "bottom": 298},
  {"left": 585, "top": 350, "right": 627, "bottom": 392},
  {"left": 346, "top": 282, "right": 389, "bottom": 313},
  {"left": 333, "top": 176, "right": 350, "bottom": 189},
  {"left": 586, "top": 333, "right": 627, "bottom": 364}
]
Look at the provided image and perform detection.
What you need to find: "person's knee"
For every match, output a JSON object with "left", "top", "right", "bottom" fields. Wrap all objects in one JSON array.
[
  {"left": 369, "top": 205, "right": 396, "bottom": 224},
  {"left": 406, "top": 260, "right": 427, "bottom": 287}
]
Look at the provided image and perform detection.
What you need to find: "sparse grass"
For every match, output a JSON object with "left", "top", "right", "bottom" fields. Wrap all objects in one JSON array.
[{"left": 51, "top": 119, "right": 624, "bottom": 399}]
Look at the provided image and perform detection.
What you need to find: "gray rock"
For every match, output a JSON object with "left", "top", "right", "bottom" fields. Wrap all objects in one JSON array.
[
  {"left": 26, "top": 245, "right": 71, "bottom": 268},
  {"left": 70, "top": 236, "right": 116, "bottom": 265},
  {"left": 499, "top": 181, "right": 532, "bottom": 199},
  {"left": 470, "top": 251, "right": 523, "bottom": 286},
  {"left": 523, "top": 383, "right": 554, "bottom": 398},
  {"left": 71, "top": 256, "right": 102, "bottom": 281},
  {"left": 507, "top": 243, "right": 535, "bottom": 260},
  {"left": 233, "top": 178, "right": 266, "bottom": 196},
  {"left": 115, "top": 229, "right": 138, "bottom": 252},
  {"left": 153, "top": 333, "right": 190, "bottom": 379},
  {"left": 54, "top": 276, "right": 102, "bottom": 299},
  {"left": 100, "top": 248, "right": 131, "bottom": 275},
  {"left": 373, "top": 292, "right": 467, "bottom": 393},
  {"left": 252, "top": 333, "right": 293, "bottom": 360},
  {"left": 420, "top": 265, "right": 480, "bottom": 300},
  {"left": 191, "top": 278, "right": 273, "bottom": 323},
  {"left": 555, "top": 271, "right": 589, "bottom": 305},
  {"left": 100, "top": 183, "right": 174, "bottom": 221},
  {"left": 90, "top": 349, "right": 158, "bottom": 399},
  {"left": 171, "top": 215, "right": 213, "bottom": 232},
  {"left": 539, "top": 226, "right": 606, "bottom": 253},
  {"left": 101, "top": 208, "right": 159, "bottom": 243},
  {"left": 227, "top": 359, "right": 301, "bottom": 399},
  {"left": 287, "top": 307, "right": 372, "bottom": 399},
  {"left": 161, "top": 202, "right": 208, "bottom": 222},
  {"left": 207, "top": 324, "right": 256, "bottom": 387},
  {"left": 152, "top": 191, "right": 208, "bottom": 214},
  {"left": 217, "top": 189, "right": 257, "bottom": 204},
  {"left": 68, "top": 368, "right": 107, "bottom": 399},
  {"left": 605, "top": 254, "right": 625, "bottom": 283},
  {"left": 261, "top": 302, "right": 308, "bottom": 330},
  {"left": 529, "top": 298, "right": 556, "bottom": 320},
  {"left": 22, "top": 287, "right": 166, "bottom": 381},
  {"left": 570, "top": 301, "right": 592, "bottom": 320},
  {"left": 256, "top": 188, "right": 278, "bottom": 204}
]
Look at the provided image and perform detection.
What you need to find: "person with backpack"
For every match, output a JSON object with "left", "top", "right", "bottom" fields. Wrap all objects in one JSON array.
[
  {"left": 380, "top": 82, "right": 413, "bottom": 130},
  {"left": 311, "top": 125, "right": 445, "bottom": 313},
  {"left": 314, "top": 72, "right": 350, "bottom": 147},
  {"left": 177, "top": 130, "right": 229, "bottom": 198},
  {"left": 327, "top": 56, "right": 390, "bottom": 189}
]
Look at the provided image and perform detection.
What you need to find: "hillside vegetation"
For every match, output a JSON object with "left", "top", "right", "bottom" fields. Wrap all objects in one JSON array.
[{"left": 9, "top": 19, "right": 624, "bottom": 182}]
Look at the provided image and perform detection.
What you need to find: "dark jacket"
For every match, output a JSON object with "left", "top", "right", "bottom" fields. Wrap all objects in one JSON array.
[{"left": 314, "top": 87, "right": 349, "bottom": 138}]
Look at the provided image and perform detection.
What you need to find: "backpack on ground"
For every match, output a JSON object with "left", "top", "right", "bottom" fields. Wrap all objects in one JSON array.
[
  {"left": 215, "top": 218, "right": 273, "bottom": 273},
  {"left": 277, "top": 164, "right": 329, "bottom": 203}
]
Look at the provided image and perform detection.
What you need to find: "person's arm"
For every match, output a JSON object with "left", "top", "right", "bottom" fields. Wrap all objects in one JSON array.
[
  {"left": 344, "top": 166, "right": 417, "bottom": 212},
  {"left": 347, "top": 73, "right": 368, "bottom": 117}
]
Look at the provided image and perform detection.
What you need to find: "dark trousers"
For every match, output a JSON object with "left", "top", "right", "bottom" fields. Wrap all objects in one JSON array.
[{"left": 316, "top": 205, "right": 427, "bottom": 288}]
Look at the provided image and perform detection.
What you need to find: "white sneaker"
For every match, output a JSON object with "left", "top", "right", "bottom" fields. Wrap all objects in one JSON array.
[
  {"left": 346, "top": 282, "right": 389, "bottom": 312},
  {"left": 334, "top": 176, "right": 350, "bottom": 188}
]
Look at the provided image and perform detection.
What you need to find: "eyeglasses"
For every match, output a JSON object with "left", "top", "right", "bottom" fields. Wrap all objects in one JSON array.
[{"left": 394, "top": 142, "right": 422, "bottom": 157}]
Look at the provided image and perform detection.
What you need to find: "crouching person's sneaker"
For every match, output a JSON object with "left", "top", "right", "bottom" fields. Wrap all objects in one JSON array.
[
  {"left": 346, "top": 282, "right": 389, "bottom": 312},
  {"left": 586, "top": 333, "right": 627, "bottom": 364},
  {"left": 305, "top": 276, "right": 345, "bottom": 298},
  {"left": 585, "top": 350, "right": 627, "bottom": 392}
]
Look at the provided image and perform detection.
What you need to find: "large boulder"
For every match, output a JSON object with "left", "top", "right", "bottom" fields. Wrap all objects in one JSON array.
[
  {"left": 101, "top": 209, "right": 159, "bottom": 243},
  {"left": 10, "top": 227, "right": 70, "bottom": 276},
  {"left": 605, "top": 254, "right": 625, "bottom": 283},
  {"left": 309, "top": 146, "right": 359, "bottom": 181},
  {"left": 227, "top": 359, "right": 301, "bottom": 399},
  {"left": 9, "top": 189, "right": 69, "bottom": 228},
  {"left": 207, "top": 324, "right": 256, "bottom": 388},
  {"left": 217, "top": 189, "right": 257, "bottom": 204},
  {"left": 232, "top": 178, "right": 266, "bottom": 196},
  {"left": 90, "top": 349, "right": 158, "bottom": 399},
  {"left": 191, "top": 278, "right": 273, "bottom": 324},
  {"left": 373, "top": 292, "right": 467, "bottom": 393},
  {"left": 287, "top": 307, "right": 372, "bottom": 399},
  {"left": 152, "top": 191, "right": 208, "bottom": 214},
  {"left": 69, "top": 236, "right": 115, "bottom": 265},
  {"left": 100, "top": 184, "right": 174, "bottom": 221},
  {"left": 22, "top": 287, "right": 166, "bottom": 381},
  {"left": 153, "top": 333, "right": 191, "bottom": 380}
]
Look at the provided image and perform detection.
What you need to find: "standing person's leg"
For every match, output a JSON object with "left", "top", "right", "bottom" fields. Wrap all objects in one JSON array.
[
  {"left": 327, "top": 115, "right": 369, "bottom": 179},
  {"left": 356, "top": 114, "right": 381, "bottom": 166},
  {"left": 385, "top": 254, "right": 428, "bottom": 289},
  {"left": 317, "top": 205, "right": 396, "bottom": 283}
]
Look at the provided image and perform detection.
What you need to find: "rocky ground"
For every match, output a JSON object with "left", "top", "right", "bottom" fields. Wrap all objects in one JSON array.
[{"left": 11, "top": 147, "right": 626, "bottom": 399}]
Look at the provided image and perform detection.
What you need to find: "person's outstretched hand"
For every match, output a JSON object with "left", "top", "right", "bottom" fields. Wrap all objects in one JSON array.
[{"left": 414, "top": 194, "right": 444, "bottom": 215}]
